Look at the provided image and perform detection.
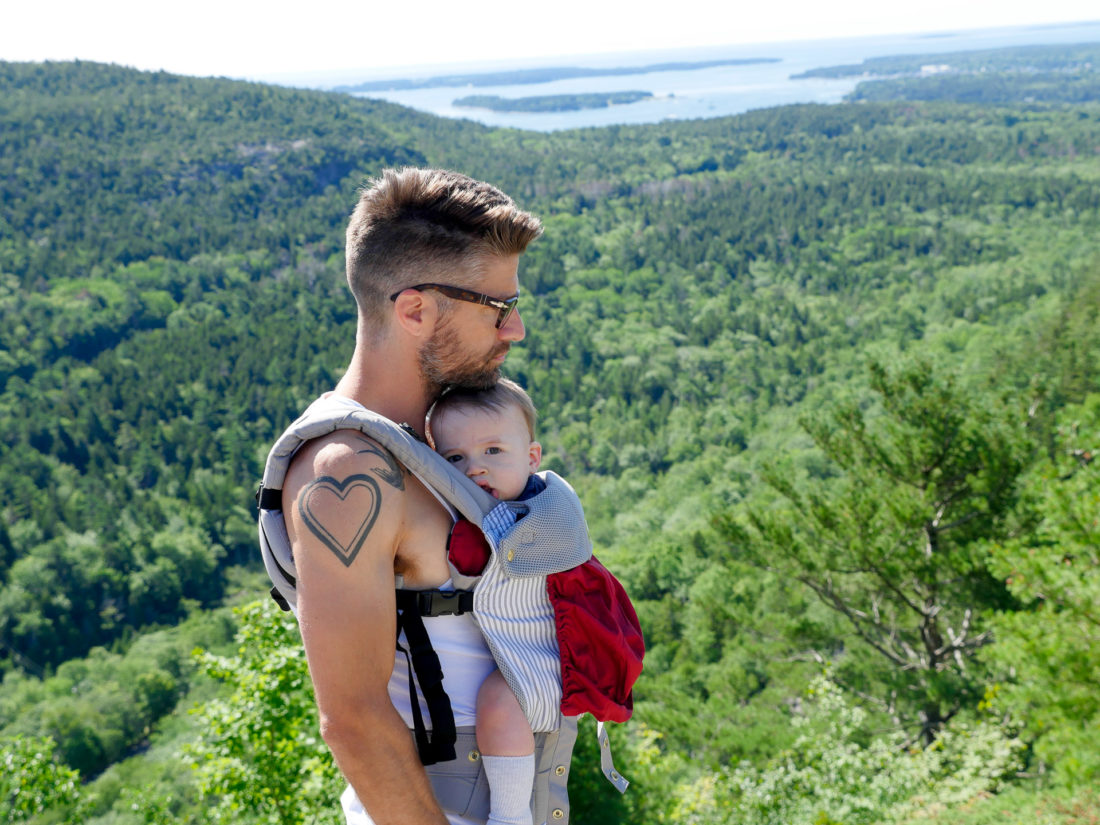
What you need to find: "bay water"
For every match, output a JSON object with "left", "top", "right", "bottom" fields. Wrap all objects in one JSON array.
[{"left": 326, "top": 20, "right": 1100, "bottom": 131}]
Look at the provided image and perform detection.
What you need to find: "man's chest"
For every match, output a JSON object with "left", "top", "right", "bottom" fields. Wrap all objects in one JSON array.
[{"left": 393, "top": 473, "right": 456, "bottom": 588}]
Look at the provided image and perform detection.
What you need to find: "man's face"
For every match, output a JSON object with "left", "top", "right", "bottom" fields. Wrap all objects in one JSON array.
[
  {"left": 432, "top": 405, "right": 541, "bottom": 501},
  {"left": 418, "top": 254, "right": 524, "bottom": 393},
  {"left": 419, "top": 316, "right": 503, "bottom": 391}
]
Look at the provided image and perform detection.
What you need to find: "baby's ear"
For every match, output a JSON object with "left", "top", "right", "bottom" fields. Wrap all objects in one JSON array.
[{"left": 528, "top": 441, "right": 542, "bottom": 473}]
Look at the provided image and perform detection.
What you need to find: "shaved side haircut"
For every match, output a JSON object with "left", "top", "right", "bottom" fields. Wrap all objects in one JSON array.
[{"left": 346, "top": 168, "right": 543, "bottom": 334}]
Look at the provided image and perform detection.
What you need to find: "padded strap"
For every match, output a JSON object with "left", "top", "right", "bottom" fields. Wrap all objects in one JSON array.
[{"left": 396, "top": 605, "right": 457, "bottom": 765}]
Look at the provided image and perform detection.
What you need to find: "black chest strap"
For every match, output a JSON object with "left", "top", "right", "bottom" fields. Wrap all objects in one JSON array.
[{"left": 394, "top": 588, "right": 475, "bottom": 766}]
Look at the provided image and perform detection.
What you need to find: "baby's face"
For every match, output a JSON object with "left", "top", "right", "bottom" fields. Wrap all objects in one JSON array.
[{"left": 433, "top": 405, "right": 541, "bottom": 500}]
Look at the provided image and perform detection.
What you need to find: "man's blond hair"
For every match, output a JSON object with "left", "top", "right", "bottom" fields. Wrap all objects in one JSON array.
[{"left": 346, "top": 168, "right": 542, "bottom": 332}]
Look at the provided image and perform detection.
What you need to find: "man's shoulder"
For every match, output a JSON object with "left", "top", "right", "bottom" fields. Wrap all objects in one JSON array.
[
  {"left": 281, "top": 428, "right": 411, "bottom": 576},
  {"left": 278, "top": 392, "right": 407, "bottom": 496},
  {"left": 284, "top": 429, "right": 408, "bottom": 505}
]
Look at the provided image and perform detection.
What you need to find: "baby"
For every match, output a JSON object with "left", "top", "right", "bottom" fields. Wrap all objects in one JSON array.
[
  {"left": 429, "top": 378, "right": 546, "bottom": 825},
  {"left": 430, "top": 378, "right": 643, "bottom": 825}
]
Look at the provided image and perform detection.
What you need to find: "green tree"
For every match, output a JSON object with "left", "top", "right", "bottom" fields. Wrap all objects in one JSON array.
[
  {"left": 0, "top": 734, "right": 81, "bottom": 823},
  {"left": 987, "top": 398, "right": 1100, "bottom": 786},
  {"left": 184, "top": 600, "right": 343, "bottom": 825},
  {"left": 719, "top": 359, "right": 1033, "bottom": 742}
]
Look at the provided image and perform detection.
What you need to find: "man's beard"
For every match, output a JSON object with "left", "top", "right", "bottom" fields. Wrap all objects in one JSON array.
[{"left": 419, "top": 320, "right": 507, "bottom": 396}]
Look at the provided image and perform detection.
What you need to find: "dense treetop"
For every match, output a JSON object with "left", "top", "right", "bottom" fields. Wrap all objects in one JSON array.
[{"left": 1, "top": 57, "right": 1098, "bottom": 825}]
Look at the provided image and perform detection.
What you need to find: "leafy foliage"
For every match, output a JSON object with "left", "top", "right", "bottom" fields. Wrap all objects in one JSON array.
[
  {"left": 987, "top": 398, "right": 1100, "bottom": 787},
  {"left": 718, "top": 359, "right": 1034, "bottom": 740},
  {"left": 0, "top": 734, "right": 82, "bottom": 823},
  {"left": 670, "top": 677, "right": 1025, "bottom": 825},
  {"left": 0, "top": 608, "right": 234, "bottom": 779},
  {"left": 183, "top": 600, "right": 343, "bottom": 825}
]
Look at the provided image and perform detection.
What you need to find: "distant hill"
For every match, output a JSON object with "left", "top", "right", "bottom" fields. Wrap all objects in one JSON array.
[
  {"left": 793, "top": 41, "right": 1100, "bottom": 78},
  {"left": 792, "top": 42, "right": 1100, "bottom": 104}
]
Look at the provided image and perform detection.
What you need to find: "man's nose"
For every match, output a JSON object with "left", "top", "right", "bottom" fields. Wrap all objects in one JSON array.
[{"left": 499, "top": 307, "right": 525, "bottom": 342}]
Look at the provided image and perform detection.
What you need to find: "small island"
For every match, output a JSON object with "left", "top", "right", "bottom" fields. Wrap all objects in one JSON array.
[
  {"left": 454, "top": 90, "right": 654, "bottom": 113},
  {"left": 334, "top": 57, "right": 779, "bottom": 93}
]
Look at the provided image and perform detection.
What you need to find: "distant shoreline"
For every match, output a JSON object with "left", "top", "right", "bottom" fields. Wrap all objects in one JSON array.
[
  {"left": 333, "top": 58, "right": 780, "bottom": 93},
  {"left": 792, "top": 41, "right": 1100, "bottom": 78}
]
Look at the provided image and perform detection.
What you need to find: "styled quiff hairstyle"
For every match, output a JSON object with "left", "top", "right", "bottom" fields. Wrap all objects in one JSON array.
[
  {"left": 346, "top": 167, "right": 542, "bottom": 332},
  {"left": 427, "top": 377, "right": 539, "bottom": 447}
]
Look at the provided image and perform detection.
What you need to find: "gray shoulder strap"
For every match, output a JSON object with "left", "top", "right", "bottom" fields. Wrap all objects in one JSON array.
[
  {"left": 260, "top": 395, "right": 495, "bottom": 521},
  {"left": 258, "top": 395, "right": 592, "bottom": 611}
]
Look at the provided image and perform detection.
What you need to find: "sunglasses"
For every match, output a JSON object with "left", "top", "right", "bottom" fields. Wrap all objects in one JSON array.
[{"left": 389, "top": 283, "right": 520, "bottom": 329}]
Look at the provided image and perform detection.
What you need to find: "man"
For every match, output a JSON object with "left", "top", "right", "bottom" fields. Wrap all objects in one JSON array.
[{"left": 280, "top": 168, "right": 543, "bottom": 824}]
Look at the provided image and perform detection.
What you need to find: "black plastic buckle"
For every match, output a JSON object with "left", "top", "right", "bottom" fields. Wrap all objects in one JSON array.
[
  {"left": 256, "top": 486, "right": 283, "bottom": 511},
  {"left": 417, "top": 590, "right": 472, "bottom": 617}
]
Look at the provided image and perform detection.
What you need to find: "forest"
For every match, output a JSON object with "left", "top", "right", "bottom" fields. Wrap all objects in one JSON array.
[{"left": 1, "top": 54, "right": 1098, "bottom": 824}]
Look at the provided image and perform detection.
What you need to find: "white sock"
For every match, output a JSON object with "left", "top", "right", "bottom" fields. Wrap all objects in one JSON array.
[{"left": 482, "top": 754, "right": 535, "bottom": 825}]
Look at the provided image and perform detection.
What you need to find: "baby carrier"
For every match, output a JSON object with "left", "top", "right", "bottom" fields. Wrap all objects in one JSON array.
[{"left": 256, "top": 395, "right": 643, "bottom": 822}]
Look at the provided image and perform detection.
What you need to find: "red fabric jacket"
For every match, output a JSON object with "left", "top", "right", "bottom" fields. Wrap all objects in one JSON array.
[{"left": 449, "top": 519, "right": 644, "bottom": 722}]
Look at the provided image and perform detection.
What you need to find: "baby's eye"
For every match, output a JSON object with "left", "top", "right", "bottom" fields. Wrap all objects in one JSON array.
[
  {"left": 485, "top": 446, "right": 502, "bottom": 455},
  {"left": 445, "top": 454, "right": 464, "bottom": 464}
]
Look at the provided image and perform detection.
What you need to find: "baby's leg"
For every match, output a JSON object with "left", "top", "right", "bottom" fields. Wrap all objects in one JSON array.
[
  {"left": 477, "top": 669, "right": 535, "bottom": 825},
  {"left": 477, "top": 669, "right": 535, "bottom": 755}
]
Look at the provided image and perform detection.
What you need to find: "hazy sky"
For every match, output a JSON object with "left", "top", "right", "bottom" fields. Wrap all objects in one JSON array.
[{"left": 4, "top": 0, "right": 1097, "bottom": 81}]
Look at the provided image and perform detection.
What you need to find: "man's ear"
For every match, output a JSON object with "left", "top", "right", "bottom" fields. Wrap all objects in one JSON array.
[
  {"left": 391, "top": 289, "right": 438, "bottom": 338},
  {"left": 528, "top": 441, "right": 542, "bottom": 473}
]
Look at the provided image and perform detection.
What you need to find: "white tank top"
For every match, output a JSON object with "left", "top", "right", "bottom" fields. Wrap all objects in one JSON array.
[{"left": 388, "top": 580, "right": 496, "bottom": 729}]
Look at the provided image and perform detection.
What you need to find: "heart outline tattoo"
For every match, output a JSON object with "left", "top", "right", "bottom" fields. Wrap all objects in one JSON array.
[{"left": 298, "top": 473, "right": 382, "bottom": 567}]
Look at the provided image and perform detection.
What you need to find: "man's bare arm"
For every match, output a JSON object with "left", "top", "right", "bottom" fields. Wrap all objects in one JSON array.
[{"left": 285, "top": 432, "right": 448, "bottom": 825}]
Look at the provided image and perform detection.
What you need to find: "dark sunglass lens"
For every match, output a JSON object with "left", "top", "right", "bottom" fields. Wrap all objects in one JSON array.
[{"left": 497, "top": 299, "right": 518, "bottom": 329}]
